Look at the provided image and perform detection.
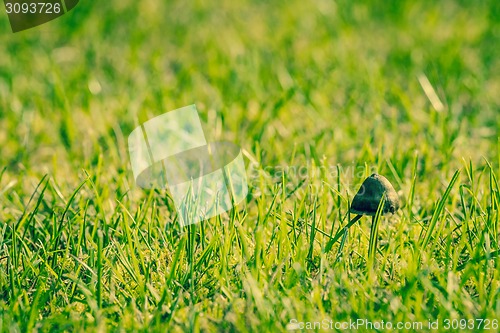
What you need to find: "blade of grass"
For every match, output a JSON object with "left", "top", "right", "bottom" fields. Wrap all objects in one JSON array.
[
  {"left": 420, "top": 170, "right": 461, "bottom": 249},
  {"left": 368, "top": 195, "right": 386, "bottom": 265}
]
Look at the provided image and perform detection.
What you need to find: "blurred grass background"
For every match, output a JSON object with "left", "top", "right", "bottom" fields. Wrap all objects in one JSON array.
[{"left": 0, "top": 0, "right": 499, "bottom": 331}]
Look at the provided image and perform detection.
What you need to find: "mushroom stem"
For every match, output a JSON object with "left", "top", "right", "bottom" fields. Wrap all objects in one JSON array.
[
  {"left": 370, "top": 215, "right": 376, "bottom": 251},
  {"left": 368, "top": 215, "right": 380, "bottom": 264},
  {"left": 330, "top": 214, "right": 363, "bottom": 244}
]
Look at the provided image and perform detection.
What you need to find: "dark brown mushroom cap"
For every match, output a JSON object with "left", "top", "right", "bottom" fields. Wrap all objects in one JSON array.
[{"left": 350, "top": 174, "right": 400, "bottom": 216}]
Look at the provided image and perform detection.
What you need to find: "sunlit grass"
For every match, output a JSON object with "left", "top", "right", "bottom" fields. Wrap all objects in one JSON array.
[{"left": 0, "top": 0, "right": 499, "bottom": 331}]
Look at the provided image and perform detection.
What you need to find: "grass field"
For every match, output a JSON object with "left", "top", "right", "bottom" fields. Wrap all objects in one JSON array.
[{"left": 0, "top": 0, "right": 499, "bottom": 331}]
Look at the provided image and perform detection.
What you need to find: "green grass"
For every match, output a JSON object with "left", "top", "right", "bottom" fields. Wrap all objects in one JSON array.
[{"left": 0, "top": 0, "right": 499, "bottom": 331}]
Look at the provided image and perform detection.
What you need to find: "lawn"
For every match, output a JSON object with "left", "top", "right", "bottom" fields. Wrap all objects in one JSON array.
[{"left": 0, "top": 0, "right": 499, "bottom": 331}]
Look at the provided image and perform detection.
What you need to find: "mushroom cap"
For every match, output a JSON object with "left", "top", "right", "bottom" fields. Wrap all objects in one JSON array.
[{"left": 350, "top": 173, "right": 400, "bottom": 216}]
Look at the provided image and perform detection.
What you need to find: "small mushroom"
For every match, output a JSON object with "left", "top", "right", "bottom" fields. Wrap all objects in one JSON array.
[
  {"left": 330, "top": 173, "right": 400, "bottom": 245},
  {"left": 350, "top": 173, "right": 399, "bottom": 216}
]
